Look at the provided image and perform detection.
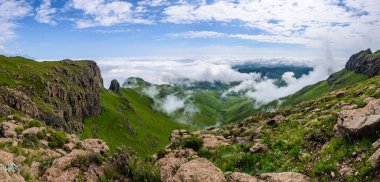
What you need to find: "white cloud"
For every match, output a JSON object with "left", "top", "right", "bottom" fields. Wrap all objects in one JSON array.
[
  {"left": 161, "top": 94, "right": 185, "bottom": 114},
  {"left": 0, "top": 0, "right": 31, "bottom": 52},
  {"left": 168, "top": 31, "right": 225, "bottom": 38},
  {"left": 70, "top": 0, "right": 152, "bottom": 28},
  {"left": 162, "top": 0, "right": 380, "bottom": 50},
  {"left": 35, "top": 0, "right": 56, "bottom": 25}
]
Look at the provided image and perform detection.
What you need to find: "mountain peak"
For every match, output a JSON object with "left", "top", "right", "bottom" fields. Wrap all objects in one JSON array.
[{"left": 345, "top": 49, "right": 380, "bottom": 77}]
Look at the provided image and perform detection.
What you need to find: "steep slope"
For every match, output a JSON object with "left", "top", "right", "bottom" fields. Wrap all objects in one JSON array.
[
  {"left": 0, "top": 56, "right": 103, "bottom": 132},
  {"left": 154, "top": 51, "right": 380, "bottom": 181},
  {"left": 80, "top": 88, "right": 189, "bottom": 156}
]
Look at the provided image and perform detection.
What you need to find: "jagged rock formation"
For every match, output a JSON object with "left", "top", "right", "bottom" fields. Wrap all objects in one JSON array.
[
  {"left": 345, "top": 49, "right": 380, "bottom": 77},
  {"left": 109, "top": 79, "right": 120, "bottom": 93},
  {"left": 0, "top": 57, "right": 103, "bottom": 132}
]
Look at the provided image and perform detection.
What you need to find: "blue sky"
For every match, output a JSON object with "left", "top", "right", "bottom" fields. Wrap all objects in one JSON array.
[{"left": 1, "top": 0, "right": 380, "bottom": 60}]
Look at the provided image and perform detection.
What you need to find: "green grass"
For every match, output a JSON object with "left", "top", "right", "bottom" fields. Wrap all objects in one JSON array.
[
  {"left": 80, "top": 89, "right": 189, "bottom": 156},
  {"left": 281, "top": 70, "right": 368, "bottom": 107}
]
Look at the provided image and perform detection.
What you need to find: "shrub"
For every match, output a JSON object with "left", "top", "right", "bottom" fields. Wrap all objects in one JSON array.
[
  {"left": 15, "top": 126, "right": 24, "bottom": 134},
  {"left": 69, "top": 153, "right": 103, "bottom": 171},
  {"left": 48, "top": 131, "right": 67, "bottom": 148},
  {"left": 28, "top": 119, "right": 44, "bottom": 128},
  {"left": 39, "top": 158, "right": 54, "bottom": 175},
  {"left": 36, "top": 131, "right": 45, "bottom": 139},
  {"left": 129, "top": 157, "right": 161, "bottom": 182},
  {"left": 181, "top": 136, "right": 204, "bottom": 151},
  {"left": 22, "top": 134, "right": 39, "bottom": 148},
  {"left": 156, "top": 148, "right": 169, "bottom": 159}
]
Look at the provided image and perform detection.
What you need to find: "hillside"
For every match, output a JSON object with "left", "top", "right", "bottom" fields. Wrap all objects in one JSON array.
[
  {"left": 154, "top": 49, "right": 380, "bottom": 181},
  {"left": 80, "top": 88, "right": 188, "bottom": 156}
]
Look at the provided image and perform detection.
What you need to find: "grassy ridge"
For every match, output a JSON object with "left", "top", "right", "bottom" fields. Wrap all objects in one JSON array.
[
  {"left": 281, "top": 70, "right": 368, "bottom": 108},
  {"left": 80, "top": 89, "right": 188, "bottom": 156}
]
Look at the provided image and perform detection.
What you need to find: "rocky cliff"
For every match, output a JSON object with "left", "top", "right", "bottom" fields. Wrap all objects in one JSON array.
[
  {"left": 345, "top": 49, "right": 380, "bottom": 77},
  {"left": 0, "top": 56, "right": 103, "bottom": 132}
]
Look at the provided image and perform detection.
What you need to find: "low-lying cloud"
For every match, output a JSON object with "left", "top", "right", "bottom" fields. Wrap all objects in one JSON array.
[{"left": 97, "top": 55, "right": 344, "bottom": 105}]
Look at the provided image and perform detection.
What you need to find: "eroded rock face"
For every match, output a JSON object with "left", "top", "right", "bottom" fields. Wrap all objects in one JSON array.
[
  {"left": 335, "top": 99, "right": 380, "bottom": 136},
  {"left": 259, "top": 172, "right": 310, "bottom": 182},
  {"left": 170, "top": 158, "right": 226, "bottom": 182}
]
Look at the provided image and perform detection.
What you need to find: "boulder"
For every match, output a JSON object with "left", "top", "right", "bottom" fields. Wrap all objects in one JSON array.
[
  {"left": 335, "top": 99, "right": 380, "bottom": 136},
  {"left": 259, "top": 172, "right": 310, "bottom": 182},
  {"left": 156, "top": 149, "right": 195, "bottom": 182},
  {"left": 170, "top": 158, "right": 226, "bottom": 182},
  {"left": 228, "top": 172, "right": 260, "bottom": 182},
  {"left": 368, "top": 148, "right": 380, "bottom": 167},
  {"left": 200, "top": 134, "right": 229, "bottom": 149},
  {"left": 0, "top": 150, "right": 14, "bottom": 164}
]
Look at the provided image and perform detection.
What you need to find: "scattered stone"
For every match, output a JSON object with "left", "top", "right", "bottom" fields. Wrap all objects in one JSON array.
[
  {"left": 335, "top": 99, "right": 380, "bottom": 136},
  {"left": 364, "top": 97, "right": 376, "bottom": 103},
  {"left": 21, "top": 127, "right": 45, "bottom": 136},
  {"left": 260, "top": 172, "right": 310, "bottom": 182},
  {"left": 339, "top": 166, "right": 353, "bottom": 177},
  {"left": 250, "top": 143, "right": 269, "bottom": 153},
  {"left": 171, "top": 158, "right": 226, "bottom": 182}
]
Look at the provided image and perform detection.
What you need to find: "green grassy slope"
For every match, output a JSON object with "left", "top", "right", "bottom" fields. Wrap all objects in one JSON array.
[
  {"left": 80, "top": 89, "right": 189, "bottom": 156},
  {"left": 281, "top": 70, "right": 368, "bottom": 108},
  {"left": 196, "top": 74, "right": 380, "bottom": 181}
]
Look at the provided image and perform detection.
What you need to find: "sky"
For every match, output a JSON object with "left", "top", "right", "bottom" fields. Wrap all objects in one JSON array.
[
  {"left": 1, "top": 0, "right": 379, "bottom": 60},
  {"left": 1, "top": 0, "right": 380, "bottom": 99}
]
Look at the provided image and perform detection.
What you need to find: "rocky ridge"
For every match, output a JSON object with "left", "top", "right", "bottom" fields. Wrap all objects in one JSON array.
[{"left": 0, "top": 57, "right": 103, "bottom": 132}]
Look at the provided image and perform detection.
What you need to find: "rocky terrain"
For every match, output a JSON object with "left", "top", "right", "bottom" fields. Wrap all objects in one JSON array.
[{"left": 345, "top": 49, "right": 380, "bottom": 77}]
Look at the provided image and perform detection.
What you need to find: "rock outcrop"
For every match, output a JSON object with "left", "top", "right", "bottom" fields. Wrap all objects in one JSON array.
[
  {"left": 109, "top": 79, "right": 120, "bottom": 93},
  {"left": 345, "top": 49, "right": 380, "bottom": 77},
  {"left": 0, "top": 57, "right": 103, "bottom": 132},
  {"left": 335, "top": 98, "right": 380, "bottom": 136},
  {"left": 259, "top": 172, "right": 310, "bottom": 182}
]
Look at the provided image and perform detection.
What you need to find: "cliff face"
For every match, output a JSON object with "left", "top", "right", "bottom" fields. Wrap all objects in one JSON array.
[
  {"left": 345, "top": 49, "right": 380, "bottom": 77},
  {"left": 0, "top": 56, "right": 103, "bottom": 132}
]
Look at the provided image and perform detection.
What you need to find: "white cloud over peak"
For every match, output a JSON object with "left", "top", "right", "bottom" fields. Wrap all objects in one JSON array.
[
  {"left": 0, "top": 0, "right": 31, "bottom": 52},
  {"left": 35, "top": 0, "right": 56, "bottom": 25}
]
